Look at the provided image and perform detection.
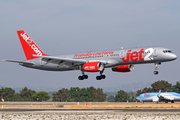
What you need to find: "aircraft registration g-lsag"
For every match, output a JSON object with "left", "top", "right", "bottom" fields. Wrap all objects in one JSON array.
[{"left": 5, "top": 30, "right": 177, "bottom": 80}]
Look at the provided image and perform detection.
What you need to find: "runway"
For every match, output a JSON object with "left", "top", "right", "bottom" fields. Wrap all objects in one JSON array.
[{"left": 0, "top": 109, "right": 180, "bottom": 113}]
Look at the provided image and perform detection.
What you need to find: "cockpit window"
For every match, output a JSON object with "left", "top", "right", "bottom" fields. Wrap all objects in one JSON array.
[{"left": 163, "top": 50, "right": 172, "bottom": 53}]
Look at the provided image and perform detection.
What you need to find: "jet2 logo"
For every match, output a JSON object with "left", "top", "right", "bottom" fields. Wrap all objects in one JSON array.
[
  {"left": 122, "top": 48, "right": 154, "bottom": 62},
  {"left": 20, "top": 33, "right": 32, "bottom": 45},
  {"left": 20, "top": 32, "right": 42, "bottom": 56},
  {"left": 122, "top": 49, "right": 144, "bottom": 62}
]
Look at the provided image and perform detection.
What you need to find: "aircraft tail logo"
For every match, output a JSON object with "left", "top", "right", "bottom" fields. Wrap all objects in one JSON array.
[{"left": 17, "top": 30, "right": 47, "bottom": 60}]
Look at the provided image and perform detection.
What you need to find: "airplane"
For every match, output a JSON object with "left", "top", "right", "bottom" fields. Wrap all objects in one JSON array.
[
  {"left": 4, "top": 30, "right": 177, "bottom": 80},
  {"left": 136, "top": 90, "right": 180, "bottom": 103}
]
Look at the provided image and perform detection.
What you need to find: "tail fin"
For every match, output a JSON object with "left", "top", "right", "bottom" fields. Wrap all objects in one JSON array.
[{"left": 17, "top": 30, "right": 47, "bottom": 60}]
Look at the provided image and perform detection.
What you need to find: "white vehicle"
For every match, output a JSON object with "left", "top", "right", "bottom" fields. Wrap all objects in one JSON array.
[{"left": 136, "top": 90, "right": 180, "bottom": 103}]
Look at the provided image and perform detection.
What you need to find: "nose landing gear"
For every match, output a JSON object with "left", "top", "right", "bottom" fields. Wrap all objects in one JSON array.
[
  {"left": 153, "top": 63, "right": 161, "bottom": 75},
  {"left": 153, "top": 71, "right": 159, "bottom": 75}
]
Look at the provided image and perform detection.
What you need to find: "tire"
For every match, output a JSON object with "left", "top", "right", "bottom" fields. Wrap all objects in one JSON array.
[
  {"left": 78, "top": 76, "right": 84, "bottom": 80},
  {"left": 153, "top": 71, "right": 158, "bottom": 75},
  {"left": 96, "top": 76, "right": 101, "bottom": 80},
  {"left": 101, "top": 75, "right": 106, "bottom": 79},
  {"left": 84, "top": 75, "right": 88, "bottom": 79}
]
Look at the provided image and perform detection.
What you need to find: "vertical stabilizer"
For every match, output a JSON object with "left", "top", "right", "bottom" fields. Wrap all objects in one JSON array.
[{"left": 17, "top": 30, "right": 47, "bottom": 60}]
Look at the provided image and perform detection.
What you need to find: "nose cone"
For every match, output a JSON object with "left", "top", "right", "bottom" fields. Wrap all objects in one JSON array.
[
  {"left": 136, "top": 96, "right": 141, "bottom": 100},
  {"left": 171, "top": 54, "right": 178, "bottom": 61},
  {"left": 136, "top": 96, "right": 140, "bottom": 100}
]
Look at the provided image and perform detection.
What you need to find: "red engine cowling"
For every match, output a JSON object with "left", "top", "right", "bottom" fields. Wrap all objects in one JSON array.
[
  {"left": 112, "top": 65, "right": 134, "bottom": 72},
  {"left": 83, "top": 62, "right": 104, "bottom": 72}
]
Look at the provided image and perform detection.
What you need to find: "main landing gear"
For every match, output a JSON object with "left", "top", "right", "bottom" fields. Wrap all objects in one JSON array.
[
  {"left": 96, "top": 75, "right": 106, "bottom": 80},
  {"left": 78, "top": 71, "right": 88, "bottom": 80},
  {"left": 153, "top": 63, "right": 161, "bottom": 75},
  {"left": 78, "top": 75, "right": 88, "bottom": 80},
  {"left": 96, "top": 70, "right": 106, "bottom": 80},
  {"left": 78, "top": 70, "right": 106, "bottom": 80}
]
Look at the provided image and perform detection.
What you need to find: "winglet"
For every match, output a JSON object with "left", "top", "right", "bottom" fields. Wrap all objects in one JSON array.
[
  {"left": 157, "top": 90, "right": 161, "bottom": 98},
  {"left": 17, "top": 30, "right": 47, "bottom": 60}
]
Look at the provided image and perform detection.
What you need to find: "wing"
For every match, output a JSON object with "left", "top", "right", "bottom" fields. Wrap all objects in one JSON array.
[
  {"left": 159, "top": 94, "right": 174, "bottom": 101},
  {"left": 33, "top": 55, "right": 108, "bottom": 67},
  {"left": 32, "top": 55, "right": 87, "bottom": 66}
]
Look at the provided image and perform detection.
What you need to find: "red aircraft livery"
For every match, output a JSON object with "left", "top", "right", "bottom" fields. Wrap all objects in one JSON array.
[
  {"left": 122, "top": 49, "right": 144, "bottom": 62},
  {"left": 74, "top": 51, "right": 114, "bottom": 58}
]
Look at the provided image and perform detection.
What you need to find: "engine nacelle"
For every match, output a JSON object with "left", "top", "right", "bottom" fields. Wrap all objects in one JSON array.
[
  {"left": 112, "top": 65, "right": 134, "bottom": 72},
  {"left": 83, "top": 62, "right": 104, "bottom": 72},
  {"left": 152, "top": 97, "right": 159, "bottom": 102}
]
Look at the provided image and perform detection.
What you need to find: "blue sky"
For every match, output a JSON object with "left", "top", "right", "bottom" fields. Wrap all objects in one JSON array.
[{"left": 1, "top": 0, "right": 180, "bottom": 88}]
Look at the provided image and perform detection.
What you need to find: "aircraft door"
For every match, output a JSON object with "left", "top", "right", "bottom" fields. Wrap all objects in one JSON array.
[
  {"left": 153, "top": 48, "right": 158, "bottom": 57},
  {"left": 40, "top": 59, "right": 46, "bottom": 66},
  {"left": 120, "top": 50, "right": 125, "bottom": 59}
]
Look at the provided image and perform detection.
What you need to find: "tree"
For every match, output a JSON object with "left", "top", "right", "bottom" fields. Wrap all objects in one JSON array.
[
  {"left": 136, "top": 87, "right": 152, "bottom": 96},
  {"left": 12, "top": 93, "right": 21, "bottom": 101},
  {"left": 107, "top": 95, "right": 115, "bottom": 102},
  {"left": 151, "top": 80, "right": 172, "bottom": 92},
  {"left": 32, "top": 91, "right": 50, "bottom": 101},
  {"left": 53, "top": 87, "right": 107, "bottom": 102},
  {"left": 136, "top": 89, "right": 142, "bottom": 97},
  {"left": 136, "top": 80, "right": 172, "bottom": 96},
  {"left": 128, "top": 92, "right": 136, "bottom": 102},
  {"left": 79, "top": 88, "right": 89, "bottom": 102},
  {"left": 19, "top": 87, "right": 36, "bottom": 101},
  {"left": 86, "top": 86, "right": 96, "bottom": 101},
  {"left": 172, "top": 81, "right": 180, "bottom": 92},
  {"left": 52, "top": 88, "right": 69, "bottom": 102},
  {"left": 92, "top": 88, "right": 107, "bottom": 102},
  {"left": 0, "top": 87, "right": 15, "bottom": 101},
  {"left": 68, "top": 87, "right": 81, "bottom": 101},
  {"left": 115, "top": 90, "right": 129, "bottom": 102}
]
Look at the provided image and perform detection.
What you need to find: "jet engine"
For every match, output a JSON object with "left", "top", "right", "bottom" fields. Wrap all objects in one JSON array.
[
  {"left": 112, "top": 65, "right": 134, "bottom": 72},
  {"left": 83, "top": 62, "right": 104, "bottom": 72},
  {"left": 152, "top": 97, "right": 159, "bottom": 102}
]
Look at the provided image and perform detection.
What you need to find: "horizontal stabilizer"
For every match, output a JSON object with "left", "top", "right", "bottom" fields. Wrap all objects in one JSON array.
[{"left": 4, "top": 60, "right": 34, "bottom": 65}]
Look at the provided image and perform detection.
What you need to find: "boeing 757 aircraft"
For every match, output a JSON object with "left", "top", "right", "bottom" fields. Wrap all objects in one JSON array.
[
  {"left": 136, "top": 90, "right": 180, "bottom": 103},
  {"left": 5, "top": 30, "right": 177, "bottom": 80}
]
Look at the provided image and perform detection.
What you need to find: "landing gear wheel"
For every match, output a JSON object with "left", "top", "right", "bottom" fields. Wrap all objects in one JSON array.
[
  {"left": 153, "top": 71, "right": 159, "bottom": 75},
  {"left": 165, "top": 100, "right": 168, "bottom": 103},
  {"left": 83, "top": 75, "right": 88, "bottom": 79},
  {"left": 78, "top": 75, "right": 88, "bottom": 80},
  {"left": 101, "top": 75, "right": 106, "bottom": 79},
  {"left": 78, "top": 76, "right": 84, "bottom": 80},
  {"left": 96, "top": 76, "right": 102, "bottom": 80},
  {"left": 171, "top": 100, "right": 174, "bottom": 103}
]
